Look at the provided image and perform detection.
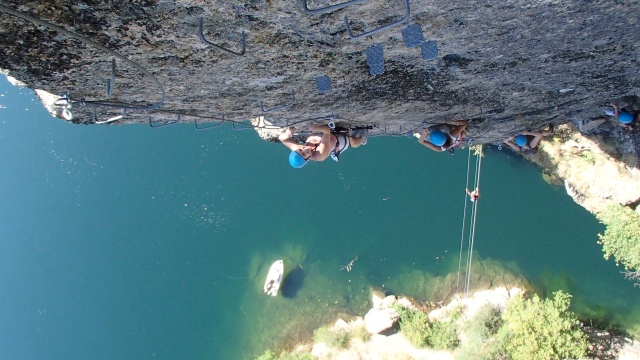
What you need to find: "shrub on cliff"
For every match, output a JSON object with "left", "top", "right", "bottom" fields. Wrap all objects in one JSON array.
[
  {"left": 255, "top": 349, "right": 314, "bottom": 360},
  {"left": 597, "top": 204, "right": 640, "bottom": 277},
  {"left": 499, "top": 291, "right": 588, "bottom": 360},
  {"left": 395, "top": 305, "right": 460, "bottom": 350},
  {"left": 313, "top": 326, "right": 350, "bottom": 349},
  {"left": 457, "top": 304, "right": 507, "bottom": 360}
]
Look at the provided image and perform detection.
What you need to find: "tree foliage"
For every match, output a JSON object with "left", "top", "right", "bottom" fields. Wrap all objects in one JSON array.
[
  {"left": 255, "top": 350, "right": 314, "bottom": 360},
  {"left": 499, "top": 291, "right": 588, "bottom": 360},
  {"left": 313, "top": 326, "right": 350, "bottom": 349},
  {"left": 395, "top": 305, "right": 460, "bottom": 350},
  {"left": 457, "top": 305, "right": 507, "bottom": 360},
  {"left": 597, "top": 204, "right": 640, "bottom": 272}
]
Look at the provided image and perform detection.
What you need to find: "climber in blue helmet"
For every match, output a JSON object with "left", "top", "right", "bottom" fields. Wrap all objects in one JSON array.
[
  {"left": 416, "top": 120, "right": 468, "bottom": 153},
  {"left": 430, "top": 130, "right": 447, "bottom": 146},
  {"left": 503, "top": 124, "right": 553, "bottom": 154},
  {"left": 288, "top": 151, "right": 307, "bottom": 168},
  {"left": 515, "top": 135, "right": 528, "bottom": 147},
  {"left": 609, "top": 103, "right": 637, "bottom": 130},
  {"left": 279, "top": 124, "right": 367, "bottom": 168}
]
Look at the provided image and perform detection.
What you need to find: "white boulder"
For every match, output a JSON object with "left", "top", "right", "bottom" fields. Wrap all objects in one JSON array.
[{"left": 364, "top": 307, "right": 400, "bottom": 334}]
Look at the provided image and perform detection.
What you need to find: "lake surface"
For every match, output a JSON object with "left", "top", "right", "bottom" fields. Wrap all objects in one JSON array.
[{"left": 0, "top": 75, "right": 638, "bottom": 360}]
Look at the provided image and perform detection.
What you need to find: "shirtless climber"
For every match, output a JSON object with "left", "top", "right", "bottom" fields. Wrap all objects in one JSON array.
[{"left": 278, "top": 125, "right": 367, "bottom": 168}]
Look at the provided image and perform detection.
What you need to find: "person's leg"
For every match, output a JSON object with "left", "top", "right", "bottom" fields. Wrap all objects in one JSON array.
[
  {"left": 350, "top": 136, "right": 365, "bottom": 147},
  {"left": 349, "top": 129, "right": 368, "bottom": 147}
]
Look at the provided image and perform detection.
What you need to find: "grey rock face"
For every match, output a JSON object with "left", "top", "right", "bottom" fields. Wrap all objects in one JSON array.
[{"left": 0, "top": 0, "right": 638, "bottom": 146}]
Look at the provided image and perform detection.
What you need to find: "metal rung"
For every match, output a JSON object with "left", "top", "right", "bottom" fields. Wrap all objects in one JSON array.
[
  {"left": 301, "top": 0, "right": 365, "bottom": 15},
  {"left": 260, "top": 89, "right": 296, "bottom": 113},
  {"left": 195, "top": 116, "right": 225, "bottom": 130},
  {"left": 149, "top": 116, "right": 179, "bottom": 128},
  {"left": 198, "top": 17, "right": 246, "bottom": 56},
  {"left": 344, "top": 0, "right": 410, "bottom": 39},
  {"left": 232, "top": 120, "right": 254, "bottom": 130}
]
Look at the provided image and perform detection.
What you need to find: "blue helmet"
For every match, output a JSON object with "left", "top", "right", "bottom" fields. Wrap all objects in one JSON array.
[
  {"left": 429, "top": 130, "right": 447, "bottom": 146},
  {"left": 288, "top": 151, "right": 307, "bottom": 168},
  {"left": 619, "top": 112, "right": 634, "bottom": 124},
  {"left": 515, "top": 135, "right": 528, "bottom": 147}
]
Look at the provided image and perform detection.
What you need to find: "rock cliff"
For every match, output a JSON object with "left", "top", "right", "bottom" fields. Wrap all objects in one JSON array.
[
  {"left": 1, "top": 0, "right": 639, "bottom": 147},
  {"left": 531, "top": 124, "right": 640, "bottom": 215}
]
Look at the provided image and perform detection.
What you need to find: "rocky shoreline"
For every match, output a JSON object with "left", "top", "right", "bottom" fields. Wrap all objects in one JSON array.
[
  {"left": 310, "top": 287, "right": 522, "bottom": 360},
  {"left": 276, "top": 287, "right": 640, "bottom": 360}
]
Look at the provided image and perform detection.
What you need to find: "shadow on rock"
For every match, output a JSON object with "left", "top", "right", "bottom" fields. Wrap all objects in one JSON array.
[{"left": 281, "top": 267, "right": 306, "bottom": 299}]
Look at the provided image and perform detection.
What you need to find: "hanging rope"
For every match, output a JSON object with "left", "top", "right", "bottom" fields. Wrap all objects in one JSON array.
[
  {"left": 456, "top": 146, "right": 484, "bottom": 295},
  {"left": 464, "top": 150, "right": 483, "bottom": 294},
  {"left": 456, "top": 147, "right": 473, "bottom": 293}
]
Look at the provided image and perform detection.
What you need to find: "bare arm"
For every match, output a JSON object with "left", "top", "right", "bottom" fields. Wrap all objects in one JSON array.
[
  {"left": 311, "top": 125, "right": 333, "bottom": 161},
  {"left": 503, "top": 138, "right": 521, "bottom": 152},
  {"left": 611, "top": 103, "right": 620, "bottom": 121},
  {"left": 278, "top": 127, "right": 300, "bottom": 151},
  {"left": 522, "top": 131, "right": 543, "bottom": 148}
]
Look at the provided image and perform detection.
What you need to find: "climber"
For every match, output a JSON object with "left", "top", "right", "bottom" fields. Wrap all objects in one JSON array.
[
  {"left": 466, "top": 188, "right": 479, "bottom": 202},
  {"left": 503, "top": 125, "right": 553, "bottom": 155},
  {"left": 279, "top": 125, "right": 367, "bottom": 168},
  {"left": 416, "top": 120, "right": 468, "bottom": 153},
  {"left": 607, "top": 103, "right": 637, "bottom": 130}
]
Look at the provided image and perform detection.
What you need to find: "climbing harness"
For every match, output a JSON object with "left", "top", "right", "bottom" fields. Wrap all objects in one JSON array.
[{"left": 456, "top": 146, "right": 483, "bottom": 295}]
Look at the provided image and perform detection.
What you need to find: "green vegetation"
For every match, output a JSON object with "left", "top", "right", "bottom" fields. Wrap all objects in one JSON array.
[
  {"left": 313, "top": 326, "right": 350, "bottom": 349},
  {"left": 260, "top": 291, "right": 591, "bottom": 360},
  {"left": 499, "top": 291, "right": 588, "bottom": 360},
  {"left": 597, "top": 204, "right": 640, "bottom": 278},
  {"left": 579, "top": 150, "right": 596, "bottom": 165},
  {"left": 255, "top": 349, "right": 314, "bottom": 360},
  {"left": 395, "top": 305, "right": 460, "bottom": 350},
  {"left": 457, "top": 305, "right": 506, "bottom": 360},
  {"left": 391, "top": 299, "right": 593, "bottom": 358},
  {"left": 350, "top": 324, "right": 371, "bottom": 342}
]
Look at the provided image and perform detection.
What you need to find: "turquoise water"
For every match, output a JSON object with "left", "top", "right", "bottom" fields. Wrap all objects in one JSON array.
[{"left": 0, "top": 75, "right": 638, "bottom": 360}]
